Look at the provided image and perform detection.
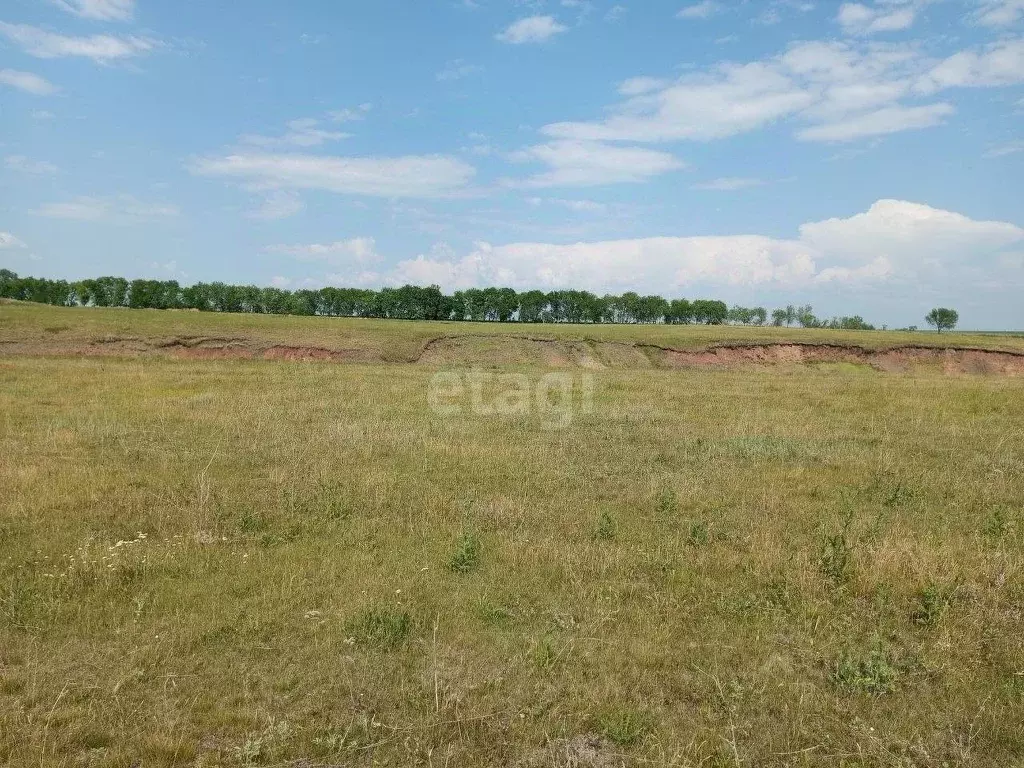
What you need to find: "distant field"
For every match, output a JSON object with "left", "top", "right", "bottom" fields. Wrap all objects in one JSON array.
[
  {"left": 1, "top": 303, "right": 1023, "bottom": 766},
  {"left": 3, "top": 301, "right": 1024, "bottom": 362}
]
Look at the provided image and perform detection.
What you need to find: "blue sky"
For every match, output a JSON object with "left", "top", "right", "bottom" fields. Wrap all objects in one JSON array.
[{"left": 1, "top": 0, "right": 1022, "bottom": 327}]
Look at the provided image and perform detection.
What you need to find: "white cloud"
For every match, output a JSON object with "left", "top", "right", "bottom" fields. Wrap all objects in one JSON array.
[
  {"left": 837, "top": 3, "right": 917, "bottom": 35},
  {"left": 617, "top": 76, "right": 669, "bottom": 96},
  {"left": 437, "top": 59, "right": 482, "bottom": 81},
  {"left": 528, "top": 197, "right": 609, "bottom": 212},
  {"left": 54, "top": 0, "right": 135, "bottom": 21},
  {"left": 247, "top": 191, "right": 304, "bottom": 220},
  {"left": 692, "top": 177, "right": 766, "bottom": 190},
  {"left": 241, "top": 118, "right": 350, "bottom": 148},
  {"left": 543, "top": 60, "right": 815, "bottom": 142},
  {"left": 0, "top": 232, "right": 28, "bottom": 249},
  {"left": 984, "top": 140, "right": 1024, "bottom": 158},
  {"left": 796, "top": 102, "right": 953, "bottom": 141},
  {"left": 496, "top": 15, "right": 568, "bottom": 44},
  {"left": 266, "top": 237, "right": 382, "bottom": 267},
  {"left": 605, "top": 4, "right": 626, "bottom": 21},
  {"left": 798, "top": 200, "right": 1023, "bottom": 279},
  {"left": 915, "top": 39, "right": 1024, "bottom": 93},
  {"left": 0, "top": 22, "right": 156, "bottom": 62},
  {"left": 5, "top": 155, "right": 59, "bottom": 175},
  {"left": 540, "top": 37, "right": 1024, "bottom": 146},
  {"left": 192, "top": 152, "right": 475, "bottom": 198},
  {"left": 507, "top": 140, "right": 684, "bottom": 187},
  {"left": 0, "top": 68, "right": 58, "bottom": 95},
  {"left": 814, "top": 256, "right": 894, "bottom": 283},
  {"left": 329, "top": 103, "right": 372, "bottom": 122},
  {"left": 974, "top": 0, "right": 1024, "bottom": 26},
  {"left": 33, "top": 195, "right": 179, "bottom": 221},
  {"left": 677, "top": 1, "right": 722, "bottom": 19},
  {"left": 359, "top": 200, "right": 1023, "bottom": 294}
]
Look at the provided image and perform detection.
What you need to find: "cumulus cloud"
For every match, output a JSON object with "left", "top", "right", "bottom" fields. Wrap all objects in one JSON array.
[
  {"left": 0, "top": 22, "right": 156, "bottom": 62},
  {"left": 339, "top": 200, "right": 1023, "bottom": 294},
  {"left": 0, "top": 68, "right": 58, "bottom": 95},
  {"left": 539, "top": 37, "right": 1024, "bottom": 145},
  {"left": 33, "top": 195, "right": 179, "bottom": 221},
  {"left": 798, "top": 199, "right": 1023, "bottom": 267},
  {"left": 0, "top": 232, "right": 28, "bottom": 249},
  {"left": 507, "top": 140, "right": 684, "bottom": 187},
  {"left": 191, "top": 152, "right": 476, "bottom": 198},
  {"left": 54, "top": 0, "right": 134, "bottom": 21},
  {"left": 496, "top": 16, "right": 568, "bottom": 44}
]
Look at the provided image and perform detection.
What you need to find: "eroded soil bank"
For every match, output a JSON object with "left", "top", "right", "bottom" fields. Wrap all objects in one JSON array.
[{"left": 3, "top": 333, "right": 1024, "bottom": 375}]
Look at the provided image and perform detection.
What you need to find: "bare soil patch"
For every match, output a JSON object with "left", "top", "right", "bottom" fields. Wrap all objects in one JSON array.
[{"left": 3, "top": 333, "right": 1023, "bottom": 375}]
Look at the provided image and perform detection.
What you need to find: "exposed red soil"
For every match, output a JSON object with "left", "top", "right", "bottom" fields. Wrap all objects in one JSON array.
[
  {"left": 656, "top": 343, "right": 1024, "bottom": 375},
  {"left": 3, "top": 335, "right": 1024, "bottom": 375}
]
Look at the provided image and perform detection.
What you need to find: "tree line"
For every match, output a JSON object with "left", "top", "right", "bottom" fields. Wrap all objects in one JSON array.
[{"left": 0, "top": 270, "right": 876, "bottom": 329}]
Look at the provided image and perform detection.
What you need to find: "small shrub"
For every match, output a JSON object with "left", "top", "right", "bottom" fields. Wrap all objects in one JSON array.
[
  {"left": 912, "top": 579, "right": 957, "bottom": 627},
  {"left": 597, "top": 707, "right": 654, "bottom": 747},
  {"left": 531, "top": 632, "right": 560, "bottom": 669},
  {"left": 656, "top": 488, "right": 678, "bottom": 517},
  {"left": 232, "top": 719, "right": 292, "bottom": 766},
  {"left": 687, "top": 520, "right": 710, "bottom": 547},
  {"left": 983, "top": 507, "right": 1011, "bottom": 541},
  {"left": 832, "top": 647, "right": 898, "bottom": 694},
  {"left": 595, "top": 510, "right": 616, "bottom": 541},
  {"left": 884, "top": 481, "right": 914, "bottom": 508},
  {"left": 448, "top": 530, "right": 481, "bottom": 573},
  {"left": 476, "top": 600, "right": 512, "bottom": 626},
  {"left": 820, "top": 511, "right": 855, "bottom": 584},
  {"left": 347, "top": 606, "right": 412, "bottom": 650},
  {"left": 238, "top": 509, "right": 267, "bottom": 534}
]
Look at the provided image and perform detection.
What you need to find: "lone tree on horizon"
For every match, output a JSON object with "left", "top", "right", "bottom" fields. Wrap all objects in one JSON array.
[{"left": 925, "top": 307, "right": 959, "bottom": 333}]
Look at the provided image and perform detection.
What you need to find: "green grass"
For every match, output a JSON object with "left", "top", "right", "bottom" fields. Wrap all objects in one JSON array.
[{"left": 0, "top": 304, "right": 1023, "bottom": 766}]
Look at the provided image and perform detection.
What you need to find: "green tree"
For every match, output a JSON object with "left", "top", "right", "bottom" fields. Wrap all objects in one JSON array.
[
  {"left": 692, "top": 299, "right": 728, "bottom": 325},
  {"left": 666, "top": 298, "right": 693, "bottom": 325},
  {"left": 925, "top": 307, "right": 958, "bottom": 333},
  {"left": 796, "top": 304, "right": 820, "bottom": 328}
]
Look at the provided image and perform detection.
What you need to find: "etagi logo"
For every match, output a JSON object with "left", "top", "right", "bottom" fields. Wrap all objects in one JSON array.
[{"left": 427, "top": 370, "right": 595, "bottom": 430}]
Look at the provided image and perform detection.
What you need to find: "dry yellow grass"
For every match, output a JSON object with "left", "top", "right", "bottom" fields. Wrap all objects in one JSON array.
[{"left": 0, "top": 304, "right": 1022, "bottom": 767}]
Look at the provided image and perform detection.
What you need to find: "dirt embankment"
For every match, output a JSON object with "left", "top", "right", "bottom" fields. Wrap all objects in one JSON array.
[
  {"left": 655, "top": 343, "right": 1024, "bottom": 375},
  {"left": 2, "top": 333, "right": 1024, "bottom": 375}
]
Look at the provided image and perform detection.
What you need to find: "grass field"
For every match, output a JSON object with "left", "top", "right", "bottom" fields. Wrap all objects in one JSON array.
[
  {"left": 3, "top": 301, "right": 1024, "bottom": 361},
  {"left": 1, "top": 303, "right": 1023, "bottom": 767}
]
